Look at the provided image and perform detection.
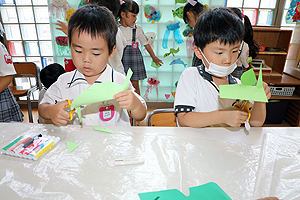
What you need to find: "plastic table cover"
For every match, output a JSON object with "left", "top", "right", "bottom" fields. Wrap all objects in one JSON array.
[{"left": 0, "top": 123, "right": 299, "bottom": 200}]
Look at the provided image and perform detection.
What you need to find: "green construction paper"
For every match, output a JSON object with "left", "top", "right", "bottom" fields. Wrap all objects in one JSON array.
[
  {"left": 93, "top": 126, "right": 114, "bottom": 134},
  {"left": 66, "top": 141, "right": 79, "bottom": 153},
  {"left": 138, "top": 182, "right": 231, "bottom": 200},
  {"left": 240, "top": 68, "right": 257, "bottom": 86},
  {"left": 219, "top": 64, "right": 268, "bottom": 102},
  {"left": 70, "top": 69, "right": 133, "bottom": 122},
  {"left": 151, "top": 61, "right": 161, "bottom": 68}
]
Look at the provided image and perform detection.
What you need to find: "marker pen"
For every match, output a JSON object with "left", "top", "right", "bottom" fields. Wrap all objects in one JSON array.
[
  {"left": 2, "top": 136, "right": 24, "bottom": 151},
  {"left": 29, "top": 136, "right": 55, "bottom": 157},
  {"left": 108, "top": 158, "right": 145, "bottom": 167},
  {"left": 13, "top": 134, "right": 42, "bottom": 154},
  {"left": 6, "top": 135, "right": 30, "bottom": 152},
  {"left": 11, "top": 137, "right": 32, "bottom": 154},
  {"left": 33, "top": 137, "right": 60, "bottom": 161},
  {"left": 18, "top": 134, "right": 42, "bottom": 155},
  {"left": 21, "top": 137, "right": 46, "bottom": 156}
]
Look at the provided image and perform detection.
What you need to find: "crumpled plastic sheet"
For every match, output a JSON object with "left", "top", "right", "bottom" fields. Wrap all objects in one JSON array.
[
  {"left": 1, "top": 123, "right": 296, "bottom": 200},
  {"left": 253, "top": 129, "right": 300, "bottom": 200}
]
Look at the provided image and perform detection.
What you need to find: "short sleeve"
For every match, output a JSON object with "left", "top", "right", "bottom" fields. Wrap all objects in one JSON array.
[
  {"left": 136, "top": 25, "right": 149, "bottom": 46},
  {"left": 174, "top": 68, "right": 198, "bottom": 115},
  {"left": 0, "top": 44, "right": 16, "bottom": 76}
]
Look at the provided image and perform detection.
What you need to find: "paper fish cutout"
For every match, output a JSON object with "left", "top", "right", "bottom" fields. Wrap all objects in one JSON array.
[
  {"left": 138, "top": 182, "right": 231, "bottom": 200},
  {"left": 170, "top": 58, "right": 187, "bottom": 68},
  {"left": 175, "top": 0, "right": 187, "bottom": 4},
  {"left": 286, "top": 0, "right": 300, "bottom": 23},
  {"left": 70, "top": 69, "right": 133, "bottom": 122},
  {"left": 164, "top": 47, "right": 180, "bottom": 57},
  {"left": 219, "top": 64, "right": 268, "bottom": 102},
  {"left": 172, "top": 6, "right": 184, "bottom": 19},
  {"left": 144, "top": 5, "right": 161, "bottom": 24},
  {"left": 66, "top": 141, "right": 79, "bottom": 153}
]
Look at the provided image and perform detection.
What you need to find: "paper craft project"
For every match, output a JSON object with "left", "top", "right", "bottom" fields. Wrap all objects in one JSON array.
[
  {"left": 164, "top": 47, "right": 180, "bottom": 57},
  {"left": 65, "top": 8, "right": 75, "bottom": 22},
  {"left": 151, "top": 61, "right": 161, "bottom": 68},
  {"left": 175, "top": 0, "right": 187, "bottom": 3},
  {"left": 165, "top": 94, "right": 170, "bottom": 99},
  {"left": 170, "top": 58, "right": 187, "bottom": 68},
  {"left": 49, "top": 0, "right": 71, "bottom": 19},
  {"left": 70, "top": 69, "right": 133, "bottom": 122},
  {"left": 138, "top": 182, "right": 231, "bottom": 200},
  {"left": 183, "top": 25, "right": 194, "bottom": 58},
  {"left": 66, "top": 141, "right": 79, "bottom": 153},
  {"left": 172, "top": 6, "right": 184, "bottom": 19},
  {"left": 144, "top": 5, "right": 161, "bottom": 24},
  {"left": 56, "top": 36, "right": 70, "bottom": 56},
  {"left": 78, "top": 0, "right": 88, "bottom": 8},
  {"left": 286, "top": 0, "right": 300, "bottom": 23},
  {"left": 163, "top": 21, "right": 184, "bottom": 49},
  {"left": 144, "top": 77, "right": 160, "bottom": 101},
  {"left": 93, "top": 127, "right": 114, "bottom": 134},
  {"left": 143, "top": 32, "right": 156, "bottom": 55},
  {"left": 219, "top": 64, "right": 268, "bottom": 102}
]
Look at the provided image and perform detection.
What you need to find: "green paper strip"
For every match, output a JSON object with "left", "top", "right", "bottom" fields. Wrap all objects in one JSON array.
[
  {"left": 66, "top": 141, "right": 79, "bottom": 153},
  {"left": 93, "top": 126, "right": 114, "bottom": 134}
]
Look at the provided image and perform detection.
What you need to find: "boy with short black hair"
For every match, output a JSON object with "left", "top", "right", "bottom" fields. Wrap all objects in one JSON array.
[
  {"left": 39, "top": 4, "right": 146, "bottom": 126},
  {"left": 174, "top": 7, "right": 271, "bottom": 128}
]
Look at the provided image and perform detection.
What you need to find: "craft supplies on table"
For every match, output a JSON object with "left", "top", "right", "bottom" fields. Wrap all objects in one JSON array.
[{"left": 1, "top": 133, "right": 60, "bottom": 161}]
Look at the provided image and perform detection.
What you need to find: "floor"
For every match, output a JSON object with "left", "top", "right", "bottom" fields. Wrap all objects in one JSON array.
[{"left": 21, "top": 108, "right": 151, "bottom": 126}]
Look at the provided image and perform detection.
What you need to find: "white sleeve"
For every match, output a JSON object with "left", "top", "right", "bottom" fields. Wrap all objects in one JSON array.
[
  {"left": 0, "top": 44, "right": 16, "bottom": 76},
  {"left": 136, "top": 25, "right": 149, "bottom": 46},
  {"left": 40, "top": 81, "right": 63, "bottom": 105}
]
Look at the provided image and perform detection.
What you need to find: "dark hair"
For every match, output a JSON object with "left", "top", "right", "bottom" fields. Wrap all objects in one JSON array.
[
  {"left": 183, "top": 0, "right": 207, "bottom": 24},
  {"left": 40, "top": 63, "right": 65, "bottom": 89},
  {"left": 193, "top": 7, "right": 244, "bottom": 50},
  {"left": 89, "top": 0, "right": 120, "bottom": 19},
  {"left": 230, "top": 7, "right": 259, "bottom": 58},
  {"left": 118, "top": 0, "right": 139, "bottom": 19},
  {"left": 68, "top": 4, "right": 118, "bottom": 55}
]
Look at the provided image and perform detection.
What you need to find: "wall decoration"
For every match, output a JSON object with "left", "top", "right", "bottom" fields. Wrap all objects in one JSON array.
[
  {"left": 169, "top": 58, "right": 187, "bottom": 68},
  {"left": 162, "top": 21, "right": 183, "bottom": 49},
  {"left": 49, "top": 0, "right": 72, "bottom": 20},
  {"left": 78, "top": 0, "right": 88, "bottom": 8},
  {"left": 172, "top": 6, "right": 184, "bottom": 19},
  {"left": 164, "top": 47, "right": 180, "bottom": 57},
  {"left": 175, "top": 0, "right": 188, "bottom": 4},
  {"left": 183, "top": 25, "right": 194, "bottom": 58},
  {"left": 55, "top": 36, "right": 70, "bottom": 56},
  {"left": 144, "top": 5, "right": 161, "bottom": 24},
  {"left": 286, "top": 0, "right": 300, "bottom": 23},
  {"left": 144, "top": 77, "right": 160, "bottom": 101}
]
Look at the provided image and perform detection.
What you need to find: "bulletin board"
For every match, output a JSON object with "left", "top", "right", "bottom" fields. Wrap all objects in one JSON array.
[{"left": 48, "top": 0, "right": 225, "bottom": 102}]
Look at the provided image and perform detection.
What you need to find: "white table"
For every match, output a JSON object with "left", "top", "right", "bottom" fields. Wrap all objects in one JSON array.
[{"left": 0, "top": 123, "right": 299, "bottom": 200}]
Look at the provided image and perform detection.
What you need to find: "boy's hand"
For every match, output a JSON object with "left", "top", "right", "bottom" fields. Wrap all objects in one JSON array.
[
  {"left": 55, "top": 20, "right": 68, "bottom": 35},
  {"left": 263, "top": 81, "right": 271, "bottom": 100},
  {"left": 220, "top": 107, "right": 249, "bottom": 127},
  {"left": 48, "top": 101, "right": 70, "bottom": 125},
  {"left": 113, "top": 90, "right": 139, "bottom": 111},
  {"left": 152, "top": 56, "right": 163, "bottom": 66}
]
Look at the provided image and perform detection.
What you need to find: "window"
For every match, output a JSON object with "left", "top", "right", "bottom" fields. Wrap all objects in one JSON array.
[
  {"left": 226, "top": 0, "right": 284, "bottom": 26},
  {"left": 0, "top": 0, "right": 53, "bottom": 69}
]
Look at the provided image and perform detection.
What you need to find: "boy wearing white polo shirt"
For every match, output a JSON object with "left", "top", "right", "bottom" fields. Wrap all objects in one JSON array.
[
  {"left": 39, "top": 5, "right": 146, "bottom": 126},
  {"left": 174, "top": 8, "right": 271, "bottom": 128}
]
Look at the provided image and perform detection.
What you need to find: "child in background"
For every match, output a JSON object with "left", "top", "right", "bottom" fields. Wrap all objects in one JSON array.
[
  {"left": 39, "top": 4, "right": 147, "bottom": 126},
  {"left": 56, "top": 0, "right": 127, "bottom": 75},
  {"left": 230, "top": 7, "right": 259, "bottom": 79},
  {"left": 38, "top": 63, "right": 65, "bottom": 124},
  {"left": 118, "top": 0, "right": 163, "bottom": 95},
  {"left": 0, "top": 23, "right": 23, "bottom": 122},
  {"left": 174, "top": 7, "right": 271, "bottom": 128},
  {"left": 183, "top": 0, "right": 208, "bottom": 67}
]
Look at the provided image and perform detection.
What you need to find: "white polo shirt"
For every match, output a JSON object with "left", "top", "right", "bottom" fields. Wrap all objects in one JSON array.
[
  {"left": 40, "top": 64, "right": 146, "bottom": 126},
  {"left": 174, "top": 64, "right": 241, "bottom": 126},
  {"left": 0, "top": 43, "right": 15, "bottom": 76}
]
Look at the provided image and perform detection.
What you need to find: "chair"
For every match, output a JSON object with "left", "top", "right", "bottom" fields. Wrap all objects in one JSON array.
[
  {"left": 9, "top": 62, "right": 42, "bottom": 123},
  {"left": 146, "top": 108, "right": 177, "bottom": 127}
]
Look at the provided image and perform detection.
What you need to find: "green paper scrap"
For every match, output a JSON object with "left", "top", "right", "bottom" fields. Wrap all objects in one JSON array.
[
  {"left": 219, "top": 64, "right": 268, "bottom": 102},
  {"left": 240, "top": 68, "right": 257, "bottom": 86},
  {"left": 138, "top": 182, "right": 231, "bottom": 200},
  {"left": 164, "top": 47, "right": 180, "bottom": 57},
  {"left": 66, "top": 141, "right": 79, "bottom": 153},
  {"left": 93, "top": 126, "right": 114, "bottom": 134},
  {"left": 70, "top": 68, "right": 133, "bottom": 122},
  {"left": 151, "top": 61, "right": 161, "bottom": 68}
]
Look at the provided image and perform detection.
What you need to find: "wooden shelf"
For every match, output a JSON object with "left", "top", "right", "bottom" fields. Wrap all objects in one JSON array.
[
  {"left": 257, "top": 51, "right": 287, "bottom": 55},
  {"left": 270, "top": 94, "right": 300, "bottom": 100}
]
